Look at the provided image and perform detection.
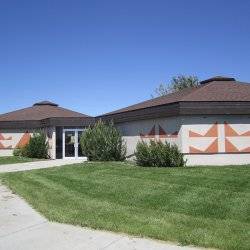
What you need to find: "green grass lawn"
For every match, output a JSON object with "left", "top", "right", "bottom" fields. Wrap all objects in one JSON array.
[
  {"left": 0, "top": 162, "right": 249, "bottom": 250},
  {"left": 0, "top": 156, "right": 40, "bottom": 165}
]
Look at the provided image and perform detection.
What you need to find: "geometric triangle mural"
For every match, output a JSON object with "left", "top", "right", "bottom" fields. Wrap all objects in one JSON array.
[
  {"left": 140, "top": 125, "right": 156, "bottom": 139},
  {"left": 0, "top": 133, "right": 12, "bottom": 140},
  {"left": 0, "top": 133, "right": 13, "bottom": 149},
  {"left": 0, "top": 141, "right": 12, "bottom": 149},
  {"left": 159, "top": 125, "right": 178, "bottom": 138},
  {"left": 189, "top": 121, "right": 250, "bottom": 153},
  {"left": 225, "top": 138, "right": 250, "bottom": 153},
  {"left": 16, "top": 132, "right": 31, "bottom": 148},
  {"left": 189, "top": 138, "right": 218, "bottom": 153},
  {"left": 189, "top": 122, "right": 218, "bottom": 137},
  {"left": 224, "top": 122, "right": 250, "bottom": 137},
  {"left": 140, "top": 125, "right": 179, "bottom": 139}
]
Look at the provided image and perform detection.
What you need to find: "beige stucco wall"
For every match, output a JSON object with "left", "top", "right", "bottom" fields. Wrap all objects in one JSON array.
[
  {"left": 116, "top": 115, "right": 250, "bottom": 166},
  {"left": 0, "top": 129, "right": 33, "bottom": 157},
  {"left": 0, "top": 127, "right": 56, "bottom": 159},
  {"left": 180, "top": 115, "right": 250, "bottom": 154},
  {"left": 116, "top": 116, "right": 181, "bottom": 156}
]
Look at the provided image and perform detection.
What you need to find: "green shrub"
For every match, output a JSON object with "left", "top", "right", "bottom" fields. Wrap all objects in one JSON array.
[
  {"left": 24, "top": 131, "right": 49, "bottom": 159},
  {"left": 13, "top": 146, "right": 28, "bottom": 157},
  {"left": 135, "top": 140, "right": 185, "bottom": 167},
  {"left": 13, "top": 148, "right": 22, "bottom": 157},
  {"left": 80, "top": 121, "right": 126, "bottom": 161},
  {"left": 13, "top": 131, "right": 49, "bottom": 159}
]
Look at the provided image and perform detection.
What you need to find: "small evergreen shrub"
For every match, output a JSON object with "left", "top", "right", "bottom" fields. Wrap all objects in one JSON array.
[
  {"left": 13, "top": 131, "right": 49, "bottom": 159},
  {"left": 135, "top": 140, "right": 185, "bottom": 167},
  {"left": 13, "top": 148, "right": 22, "bottom": 157},
  {"left": 80, "top": 121, "right": 126, "bottom": 161},
  {"left": 25, "top": 131, "right": 49, "bottom": 158}
]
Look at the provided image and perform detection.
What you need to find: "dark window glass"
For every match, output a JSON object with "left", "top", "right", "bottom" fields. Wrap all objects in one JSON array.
[
  {"left": 56, "top": 127, "right": 63, "bottom": 159},
  {"left": 78, "top": 131, "right": 84, "bottom": 157},
  {"left": 65, "top": 131, "right": 75, "bottom": 157}
]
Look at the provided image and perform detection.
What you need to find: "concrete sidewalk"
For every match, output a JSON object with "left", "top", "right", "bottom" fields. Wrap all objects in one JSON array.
[
  {"left": 0, "top": 159, "right": 85, "bottom": 173},
  {"left": 0, "top": 185, "right": 200, "bottom": 250}
]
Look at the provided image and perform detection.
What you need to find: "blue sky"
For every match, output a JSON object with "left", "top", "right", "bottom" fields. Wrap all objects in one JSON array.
[{"left": 1, "top": 0, "right": 250, "bottom": 116}]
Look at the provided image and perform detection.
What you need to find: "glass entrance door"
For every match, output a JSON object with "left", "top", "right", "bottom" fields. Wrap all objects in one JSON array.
[
  {"left": 64, "top": 130, "right": 75, "bottom": 158},
  {"left": 78, "top": 130, "right": 84, "bottom": 157},
  {"left": 63, "top": 129, "right": 84, "bottom": 159}
]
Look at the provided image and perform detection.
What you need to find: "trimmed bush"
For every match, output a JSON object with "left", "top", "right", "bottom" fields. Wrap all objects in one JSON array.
[
  {"left": 80, "top": 121, "right": 126, "bottom": 161},
  {"left": 13, "top": 147, "right": 28, "bottom": 157},
  {"left": 13, "top": 148, "right": 22, "bottom": 157},
  {"left": 13, "top": 131, "right": 49, "bottom": 159},
  {"left": 25, "top": 131, "right": 49, "bottom": 158},
  {"left": 135, "top": 140, "right": 185, "bottom": 167}
]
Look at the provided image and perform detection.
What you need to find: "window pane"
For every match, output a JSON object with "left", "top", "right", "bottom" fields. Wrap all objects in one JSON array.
[{"left": 65, "top": 131, "right": 75, "bottom": 157}]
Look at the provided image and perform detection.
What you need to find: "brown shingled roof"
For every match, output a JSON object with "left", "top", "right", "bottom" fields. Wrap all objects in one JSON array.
[
  {"left": 0, "top": 101, "right": 90, "bottom": 121},
  {"left": 102, "top": 77, "right": 250, "bottom": 116},
  {"left": 0, "top": 101, "right": 94, "bottom": 129}
]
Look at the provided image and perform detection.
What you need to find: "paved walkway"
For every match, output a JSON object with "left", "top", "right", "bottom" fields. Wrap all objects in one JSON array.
[
  {"left": 0, "top": 159, "right": 85, "bottom": 173},
  {"left": 0, "top": 185, "right": 200, "bottom": 250}
]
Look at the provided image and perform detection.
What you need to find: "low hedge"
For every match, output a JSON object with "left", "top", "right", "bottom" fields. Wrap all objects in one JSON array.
[{"left": 135, "top": 140, "right": 185, "bottom": 167}]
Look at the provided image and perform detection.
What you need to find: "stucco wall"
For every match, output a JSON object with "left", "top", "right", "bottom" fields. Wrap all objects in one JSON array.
[
  {"left": 0, "top": 129, "right": 33, "bottom": 156},
  {"left": 116, "top": 115, "right": 250, "bottom": 165},
  {"left": 116, "top": 116, "right": 182, "bottom": 156},
  {"left": 180, "top": 115, "right": 250, "bottom": 154},
  {"left": 0, "top": 127, "right": 56, "bottom": 159}
]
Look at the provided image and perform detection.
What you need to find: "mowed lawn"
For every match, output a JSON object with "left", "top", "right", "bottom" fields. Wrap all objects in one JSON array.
[
  {"left": 1, "top": 162, "right": 249, "bottom": 250},
  {"left": 0, "top": 156, "right": 39, "bottom": 165}
]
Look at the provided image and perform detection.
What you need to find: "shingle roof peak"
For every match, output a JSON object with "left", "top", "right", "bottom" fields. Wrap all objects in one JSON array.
[
  {"left": 200, "top": 76, "right": 236, "bottom": 85},
  {"left": 100, "top": 77, "right": 250, "bottom": 117},
  {"left": 33, "top": 101, "right": 58, "bottom": 107}
]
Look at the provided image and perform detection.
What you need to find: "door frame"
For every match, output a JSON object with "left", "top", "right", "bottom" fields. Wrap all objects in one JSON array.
[{"left": 62, "top": 128, "right": 85, "bottom": 159}]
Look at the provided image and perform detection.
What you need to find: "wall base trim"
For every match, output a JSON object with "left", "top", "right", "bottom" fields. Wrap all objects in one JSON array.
[{"left": 185, "top": 153, "right": 250, "bottom": 166}]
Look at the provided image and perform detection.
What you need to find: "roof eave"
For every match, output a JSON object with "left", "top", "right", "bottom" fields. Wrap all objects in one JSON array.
[
  {"left": 98, "top": 101, "right": 250, "bottom": 123},
  {"left": 179, "top": 101, "right": 250, "bottom": 115},
  {"left": 98, "top": 103, "right": 180, "bottom": 123},
  {"left": 0, "top": 117, "right": 95, "bottom": 129}
]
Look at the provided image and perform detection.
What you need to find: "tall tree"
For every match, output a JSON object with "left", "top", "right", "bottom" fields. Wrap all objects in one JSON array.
[{"left": 152, "top": 75, "right": 199, "bottom": 98}]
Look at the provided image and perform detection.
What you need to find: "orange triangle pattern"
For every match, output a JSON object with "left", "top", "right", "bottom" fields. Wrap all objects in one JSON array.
[
  {"left": 16, "top": 132, "right": 31, "bottom": 148},
  {"left": 159, "top": 125, "right": 166, "bottom": 136},
  {"left": 224, "top": 122, "right": 250, "bottom": 137},
  {"left": 189, "top": 146, "right": 203, "bottom": 154},
  {"left": 241, "top": 147, "right": 250, "bottom": 153},
  {"left": 148, "top": 125, "right": 156, "bottom": 136},
  {"left": 159, "top": 125, "right": 178, "bottom": 138},
  {"left": 140, "top": 125, "right": 156, "bottom": 138},
  {"left": 224, "top": 122, "right": 239, "bottom": 137},
  {"left": 189, "top": 123, "right": 218, "bottom": 138},
  {"left": 225, "top": 138, "right": 239, "bottom": 152},
  {"left": 0, "top": 133, "right": 12, "bottom": 140},
  {"left": 189, "top": 139, "right": 218, "bottom": 154},
  {"left": 225, "top": 138, "right": 250, "bottom": 153},
  {"left": 241, "top": 131, "right": 250, "bottom": 136},
  {"left": 140, "top": 125, "right": 178, "bottom": 139},
  {"left": 0, "top": 142, "right": 12, "bottom": 149},
  {"left": 189, "top": 131, "right": 203, "bottom": 137}
]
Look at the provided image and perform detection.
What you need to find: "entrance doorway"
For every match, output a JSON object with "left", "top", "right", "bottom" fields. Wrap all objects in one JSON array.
[{"left": 62, "top": 129, "right": 85, "bottom": 159}]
